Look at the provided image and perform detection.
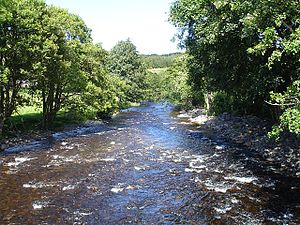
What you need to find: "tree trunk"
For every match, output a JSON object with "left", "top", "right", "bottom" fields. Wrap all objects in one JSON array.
[
  {"left": 43, "top": 112, "right": 54, "bottom": 130},
  {"left": 0, "top": 86, "right": 5, "bottom": 137},
  {"left": 42, "top": 84, "right": 58, "bottom": 130},
  {"left": 205, "top": 92, "right": 213, "bottom": 114},
  {"left": 0, "top": 116, "right": 4, "bottom": 137}
]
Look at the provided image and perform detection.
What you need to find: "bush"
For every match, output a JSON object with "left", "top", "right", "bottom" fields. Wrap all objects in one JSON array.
[{"left": 209, "top": 92, "right": 233, "bottom": 115}]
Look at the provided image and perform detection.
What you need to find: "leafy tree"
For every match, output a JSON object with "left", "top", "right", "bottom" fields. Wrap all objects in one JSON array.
[
  {"left": 0, "top": 0, "right": 12, "bottom": 23},
  {"left": 69, "top": 43, "right": 126, "bottom": 118},
  {"left": 108, "top": 39, "right": 148, "bottom": 103},
  {"left": 0, "top": 0, "right": 46, "bottom": 135},
  {"left": 34, "top": 6, "right": 92, "bottom": 129},
  {"left": 163, "top": 54, "right": 192, "bottom": 106},
  {"left": 143, "top": 54, "right": 192, "bottom": 107}
]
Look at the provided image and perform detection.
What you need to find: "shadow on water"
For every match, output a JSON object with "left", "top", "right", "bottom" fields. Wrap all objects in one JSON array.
[
  {"left": 231, "top": 146, "right": 300, "bottom": 223},
  {"left": 193, "top": 115, "right": 300, "bottom": 224}
]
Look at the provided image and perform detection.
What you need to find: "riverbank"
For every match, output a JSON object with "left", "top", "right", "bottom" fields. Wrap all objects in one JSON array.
[{"left": 179, "top": 109, "right": 300, "bottom": 177}]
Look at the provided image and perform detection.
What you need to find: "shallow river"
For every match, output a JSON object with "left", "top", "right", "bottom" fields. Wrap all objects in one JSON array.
[{"left": 0, "top": 103, "right": 299, "bottom": 224}]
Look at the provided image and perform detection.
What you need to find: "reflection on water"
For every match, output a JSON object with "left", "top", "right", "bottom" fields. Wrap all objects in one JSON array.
[{"left": 0, "top": 102, "right": 299, "bottom": 224}]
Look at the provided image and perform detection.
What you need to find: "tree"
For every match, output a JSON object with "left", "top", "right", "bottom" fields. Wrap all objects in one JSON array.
[
  {"left": 163, "top": 54, "right": 192, "bottom": 106},
  {"left": 0, "top": 0, "right": 46, "bottom": 135},
  {"left": 34, "top": 6, "right": 92, "bottom": 129},
  {"left": 268, "top": 81, "right": 300, "bottom": 138},
  {"left": 0, "top": 0, "right": 12, "bottom": 23},
  {"left": 69, "top": 43, "right": 126, "bottom": 118},
  {"left": 108, "top": 39, "right": 147, "bottom": 103},
  {"left": 142, "top": 54, "right": 192, "bottom": 107}
]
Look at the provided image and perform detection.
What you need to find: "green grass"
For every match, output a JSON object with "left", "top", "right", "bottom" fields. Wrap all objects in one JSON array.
[
  {"left": 147, "top": 67, "right": 168, "bottom": 74},
  {"left": 13, "top": 105, "right": 42, "bottom": 116},
  {"left": 2, "top": 105, "right": 43, "bottom": 137},
  {"left": 3, "top": 105, "right": 97, "bottom": 138},
  {"left": 4, "top": 112, "right": 43, "bottom": 137},
  {"left": 3, "top": 101, "right": 139, "bottom": 138}
]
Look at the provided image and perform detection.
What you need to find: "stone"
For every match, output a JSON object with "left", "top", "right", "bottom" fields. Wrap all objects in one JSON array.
[{"left": 1, "top": 144, "right": 7, "bottom": 150}]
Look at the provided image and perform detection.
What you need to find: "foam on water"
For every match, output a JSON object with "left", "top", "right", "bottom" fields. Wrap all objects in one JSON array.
[
  {"left": 111, "top": 183, "right": 126, "bottom": 193},
  {"left": 32, "top": 201, "right": 49, "bottom": 210},
  {"left": 215, "top": 145, "right": 226, "bottom": 150},
  {"left": 100, "top": 157, "right": 116, "bottom": 162},
  {"left": 203, "top": 180, "right": 232, "bottom": 193},
  {"left": 23, "top": 181, "right": 56, "bottom": 189},
  {"left": 185, "top": 168, "right": 203, "bottom": 173},
  {"left": 189, "top": 161, "right": 207, "bottom": 169},
  {"left": 214, "top": 206, "right": 232, "bottom": 214},
  {"left": 224, "top": 176, "right": 257, "bottom": 184},
  {"left": 62, "top": 185, "right": 76, "bottom": 191},
  {"left": 6, "top": 157, "right": 36, "bottom": 167}
]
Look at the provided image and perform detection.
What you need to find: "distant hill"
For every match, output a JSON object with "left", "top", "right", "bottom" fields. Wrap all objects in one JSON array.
[{"left": 141, "top": 53, "right": 182, "bottom": 68}]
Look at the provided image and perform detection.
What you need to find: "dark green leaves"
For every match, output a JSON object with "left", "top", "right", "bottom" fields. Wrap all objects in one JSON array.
[{"left": 169, "top": 0, "right": 300, "bottom": 118}]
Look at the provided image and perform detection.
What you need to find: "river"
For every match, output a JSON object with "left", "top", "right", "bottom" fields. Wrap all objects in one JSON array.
[{"left": 0, "top": 102, "right": 299, "bottom": 224}]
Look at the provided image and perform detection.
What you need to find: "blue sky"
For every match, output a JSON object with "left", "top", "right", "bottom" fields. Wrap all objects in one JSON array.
[{"left": 45, "top": 0, "right": 180, "bottom": 54}]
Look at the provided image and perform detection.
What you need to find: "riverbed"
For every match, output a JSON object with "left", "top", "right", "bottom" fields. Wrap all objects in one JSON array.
[{"left": 0, "top": 102, "right": 299, "bottom": 224}]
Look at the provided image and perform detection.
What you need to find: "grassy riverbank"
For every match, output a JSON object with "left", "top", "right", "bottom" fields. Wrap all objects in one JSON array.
[{"left": 4, "top": 109, "right": 92, "bottom": 137}]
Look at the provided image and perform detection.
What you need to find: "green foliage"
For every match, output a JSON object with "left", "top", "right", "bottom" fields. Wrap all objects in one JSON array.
[
  {"left": 0, "top": 0, "right": 47, "bottom": 134},
  {"left": 64, "top": 42, "right": 123, "bottom": 118},
  {"left": 209, "top": 92, "right": 233, "bottom": 116},
  {"left": 268, "top": 81, "right": 300, "bottom": 139},
  {"left": 164, "top": 54, "right": 192, "bottom": 107},
  {"left": 29, "top": 5, "right": 93, "bottom": 129},
  {"left": 141, "top": 53, "right": 182, "bottom": 68},
  {"left": 109, "top": 39, "right": 142, "bottom": 78},
  {"left": 143, "top": 54, "right": 193, "bottom": 108},
  {"left": 170, "top": 0, "right": 300, "bottom": 118},
  {"left": 0, "top": 1, "right": 148, "bottom": 136},
  {"left": 108, "top": 39, "right": 148, "bottom": 103}
]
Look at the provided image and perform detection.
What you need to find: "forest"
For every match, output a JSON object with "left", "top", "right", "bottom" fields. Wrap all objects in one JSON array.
[{"left": 0, "top": 0, "right": 299, "bottom": 140}]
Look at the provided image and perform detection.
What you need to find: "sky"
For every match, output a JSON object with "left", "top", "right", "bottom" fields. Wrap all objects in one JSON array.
[{"left": 45, "top": 0, "right": 181, "bottom": 55}]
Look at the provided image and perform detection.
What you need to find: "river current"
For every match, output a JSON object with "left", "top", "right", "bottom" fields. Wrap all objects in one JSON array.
[{"left": 0, "top": 102, "right": 299, "bottom": 224}]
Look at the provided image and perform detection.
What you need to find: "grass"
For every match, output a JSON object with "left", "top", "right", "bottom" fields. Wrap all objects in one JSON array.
[
  {"left": 13, "top": 105, "right": 42, "bottom": 116},
  {"left": 3, "top": 101, "right": 139, "bottom": 138},
  {"left": 3, "top": 105, "right": 97, "bottom": 138},
  {"left": 4, "top": 112, "right": 43, "bottom": 137},
  {"left": 147, "top": 67, "right": 168, "bottom": 74}
]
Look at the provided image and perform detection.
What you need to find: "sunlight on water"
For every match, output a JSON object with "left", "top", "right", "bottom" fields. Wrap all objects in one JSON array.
[{"left": 0, "top": 103, "right": 299, "bottom": 224}]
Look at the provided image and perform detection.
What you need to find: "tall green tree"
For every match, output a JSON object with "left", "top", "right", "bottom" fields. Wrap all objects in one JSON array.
[
  {"left": 70, "top": 43, "right": 126, "bottom": 117},
  {"left": 108, "top": 39, "right": 147, "bottom": 103},
  {"left": 0, "top": 0, "right": 46, "bottom": 135},
  {"left": 34, "top": 6, "right": 92, "bottom": 129}
]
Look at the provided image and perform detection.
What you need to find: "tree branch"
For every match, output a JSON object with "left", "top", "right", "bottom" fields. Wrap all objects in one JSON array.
[{"left": 265, "top": 97, "right": 300, "bottom": 106}]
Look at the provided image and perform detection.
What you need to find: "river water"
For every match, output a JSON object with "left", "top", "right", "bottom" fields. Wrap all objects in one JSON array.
[{"left": 0, "top": 102, "right": 299, "bottom": 224}]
